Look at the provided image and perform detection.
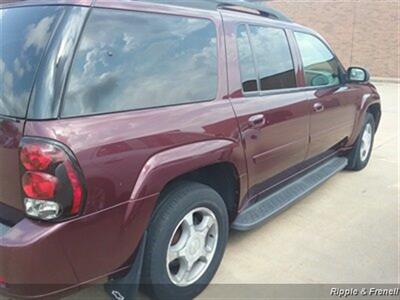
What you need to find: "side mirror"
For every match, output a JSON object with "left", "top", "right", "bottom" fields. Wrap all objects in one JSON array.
[
  {"left": 347, "top": 67, "right": 370, "bottom": 83},
  {"left": 311, "top": 74, "right": 330, "bottom": 86}
]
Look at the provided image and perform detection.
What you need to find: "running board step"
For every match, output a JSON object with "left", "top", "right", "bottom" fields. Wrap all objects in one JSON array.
[{"left": 232, "top": 156, "right": 348, "bottom": 231}]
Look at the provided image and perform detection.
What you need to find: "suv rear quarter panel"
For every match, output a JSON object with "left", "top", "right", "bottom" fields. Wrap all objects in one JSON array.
[{"left": 24, "top": 100, "right": 246, "bottom": 213}]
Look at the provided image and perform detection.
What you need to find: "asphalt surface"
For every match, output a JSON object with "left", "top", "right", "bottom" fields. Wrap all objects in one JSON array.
[{"left": 3, "top": 82, "right": 399, "bottom": 299}]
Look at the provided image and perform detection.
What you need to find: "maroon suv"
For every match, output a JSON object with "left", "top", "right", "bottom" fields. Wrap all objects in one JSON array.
[{"left": 0, "top": 0, "right": 381, "bottom": 299}]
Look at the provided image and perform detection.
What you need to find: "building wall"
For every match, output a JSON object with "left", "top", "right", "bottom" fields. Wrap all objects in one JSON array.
[{"left": 263, "top": 0, "right": 399, "bottom": 78}]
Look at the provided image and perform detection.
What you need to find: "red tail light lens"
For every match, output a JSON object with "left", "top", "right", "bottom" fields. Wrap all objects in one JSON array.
[
  {"left": 19, "top": 138, "right": 86, "bottom": 221},
  {"left": 22, "top": 172, "right": 58, "bottom": 200},
  {"left": 0, "top": 275, "right": 5, "bottom": 286},
  {"left": 20, "top": 144, "right": 60, "bottom": 171}
]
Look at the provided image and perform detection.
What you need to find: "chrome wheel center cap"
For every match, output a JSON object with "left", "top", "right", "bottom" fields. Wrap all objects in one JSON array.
[{"left": 189, "top": 237, "right": 201, "bottom": 256}]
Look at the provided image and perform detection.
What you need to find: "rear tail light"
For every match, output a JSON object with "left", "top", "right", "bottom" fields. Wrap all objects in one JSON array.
[
  {"left": 20, "top": 143, "right": 59, "bottom": 171},
  {"left": 19, "top": 138, "right": 86, "bottom": 221},
  {"left": 22, "top": 172, "right": 58, "bottom": 199},
  {"left": 24, "top": 199, "right": 61, "bottom": 221},
  {"left": 0, "top": 275, "right": 5, "bottom": 287}
]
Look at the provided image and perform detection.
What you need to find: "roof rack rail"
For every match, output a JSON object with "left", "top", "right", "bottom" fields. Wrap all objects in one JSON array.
[
  {"left": 216, "top": 0, "right": 293, "bottom": 22},
  {"left": 135, "top": 0, "right": 293, "bottom": 23}
]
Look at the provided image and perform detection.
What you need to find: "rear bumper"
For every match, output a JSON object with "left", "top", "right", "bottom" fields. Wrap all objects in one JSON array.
[
  {"left": 0, "top": 194, "right": 158, "bottom": 299},
  {"left": 0, "top": 219, "right": 78, "bottom": 298}
]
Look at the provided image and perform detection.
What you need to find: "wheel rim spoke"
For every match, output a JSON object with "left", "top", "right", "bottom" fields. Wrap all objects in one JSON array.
[
  {"left": 175, "top": 259, "right": 191, "bottom": 283},
  {"left": 197, "top": 215, "right": 214, "bottom": 233},
  {"left": 183, "top": 212, "right": 194, "bottom": 228},
  {"left": 168, "top": 246, "right": 182, "bottom": 263}
]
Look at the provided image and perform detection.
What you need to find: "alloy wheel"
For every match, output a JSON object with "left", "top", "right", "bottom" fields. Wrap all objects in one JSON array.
[{"left": 166, "top": 207, "right": 219, "bottom": 287}]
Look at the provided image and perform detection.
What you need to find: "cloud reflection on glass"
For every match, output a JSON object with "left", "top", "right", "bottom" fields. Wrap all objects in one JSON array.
[{"left": 62, "top": 9, "right": 218, "bottom": 117}]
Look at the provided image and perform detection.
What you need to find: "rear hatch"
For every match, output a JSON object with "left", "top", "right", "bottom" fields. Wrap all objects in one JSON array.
[{"left": 0, "top": 5, "right": 62, "bottom": 211}]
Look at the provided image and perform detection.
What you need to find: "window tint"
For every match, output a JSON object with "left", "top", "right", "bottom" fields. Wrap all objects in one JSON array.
[
  {"left": 62, "top": 9, "right": 218, "bottom": 117},
  {"left": 0, "top": 6, "right": 62, "bottom": 118},
  {"left": 294, "top": 32, "right": 341, "bottom": 87},
  {"left": 236, "top": 25, "right": 258, "bottom": 93},
  {"left": 249, "top": 26, "right": 296, "bottom": 91}
]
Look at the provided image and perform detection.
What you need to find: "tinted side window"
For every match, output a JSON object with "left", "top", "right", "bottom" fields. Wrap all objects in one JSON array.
[
  {"left": 236, "top": 25, "right": 258, "bottom": 93},
  {"left": 0, "top": 6, "right": 62, "bottom": 118},
  {"left": 62, "top": 9, "right": 217, "bottom": 117},
  {"left": 294, "top": 32, "right": 341, "bottom": 87},
  {"left": 249, "top": 26, "right": 296, "bottom": 91}
]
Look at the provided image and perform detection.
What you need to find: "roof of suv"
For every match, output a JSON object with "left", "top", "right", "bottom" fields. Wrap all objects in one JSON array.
[
  {"left": 1, "top": 0, "right": 314, "bottom": 35},
  {"left": 1, "top": 0, "right": 292, "bottom": 22},
  {"left": 142, "top": 0, "right": 293, "bottom": 22}
]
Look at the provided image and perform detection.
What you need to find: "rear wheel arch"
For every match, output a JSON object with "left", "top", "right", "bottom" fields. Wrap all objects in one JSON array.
[
  {"left": 156, "top": 162, "right": 241, "bottom": 223},
  {"left": 130, "top": 140, "right": 243, "bottom": 223}
]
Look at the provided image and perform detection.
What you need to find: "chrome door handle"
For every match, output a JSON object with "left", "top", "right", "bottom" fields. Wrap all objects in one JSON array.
[
  {"left": 313, "top": 102, "right": 325, "bottom": 113},
  {"left": 248, "top": 114, "right": 266, "bottom": 128}
]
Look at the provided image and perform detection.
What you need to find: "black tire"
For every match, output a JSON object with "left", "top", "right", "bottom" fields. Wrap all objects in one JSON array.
[
  {"left": 142, "top": 181, "right": 229, "bottom": 300},
  {"left": 346, "top": 113, "right": 376, "bottom": 171}
]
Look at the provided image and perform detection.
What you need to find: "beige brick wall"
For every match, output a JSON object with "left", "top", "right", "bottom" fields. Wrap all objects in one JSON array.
[{"left": 263, "top": 0, "right": 400, "bottom": 78}]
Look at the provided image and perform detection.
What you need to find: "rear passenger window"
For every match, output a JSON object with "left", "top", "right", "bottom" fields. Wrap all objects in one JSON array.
[
  {"left": 236, "top": 25, "right": 258, "bottom": 93},
  {"left": 249, "top": 26, "right": 296, "bottom": 91},
  {"left": 294, "top": 32, "right": 341, "bottom": 87},
  {"left": 62, "top": 9, "right": 218, "bottom": 117}
]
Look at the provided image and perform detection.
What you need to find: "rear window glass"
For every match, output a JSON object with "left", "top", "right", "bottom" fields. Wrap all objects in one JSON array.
[
  {"left": 62, "top": 8, "right": 218, "bottom": 117},
  {"left": 237, "top": 25, "right": 258, "bottom": 93},
  {"left": 0, "top": 6, "right": 62, "bottom": 118},
  {"left": 248, "top": 25, "right": 296, "bottom": 91}
]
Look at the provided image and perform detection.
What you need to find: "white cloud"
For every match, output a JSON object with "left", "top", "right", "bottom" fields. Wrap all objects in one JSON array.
[
  {"left": 0, "top": 59, "right": 28, "bottom": 116},
  {"left": 123, "top": 33, "right": 137, "bottom": 52},
  {"left": 23, "top": 16, "right": 54, "bottom": 54},
  {"left": 13, "top": 58, "right": 24, "bottom": 78}
]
